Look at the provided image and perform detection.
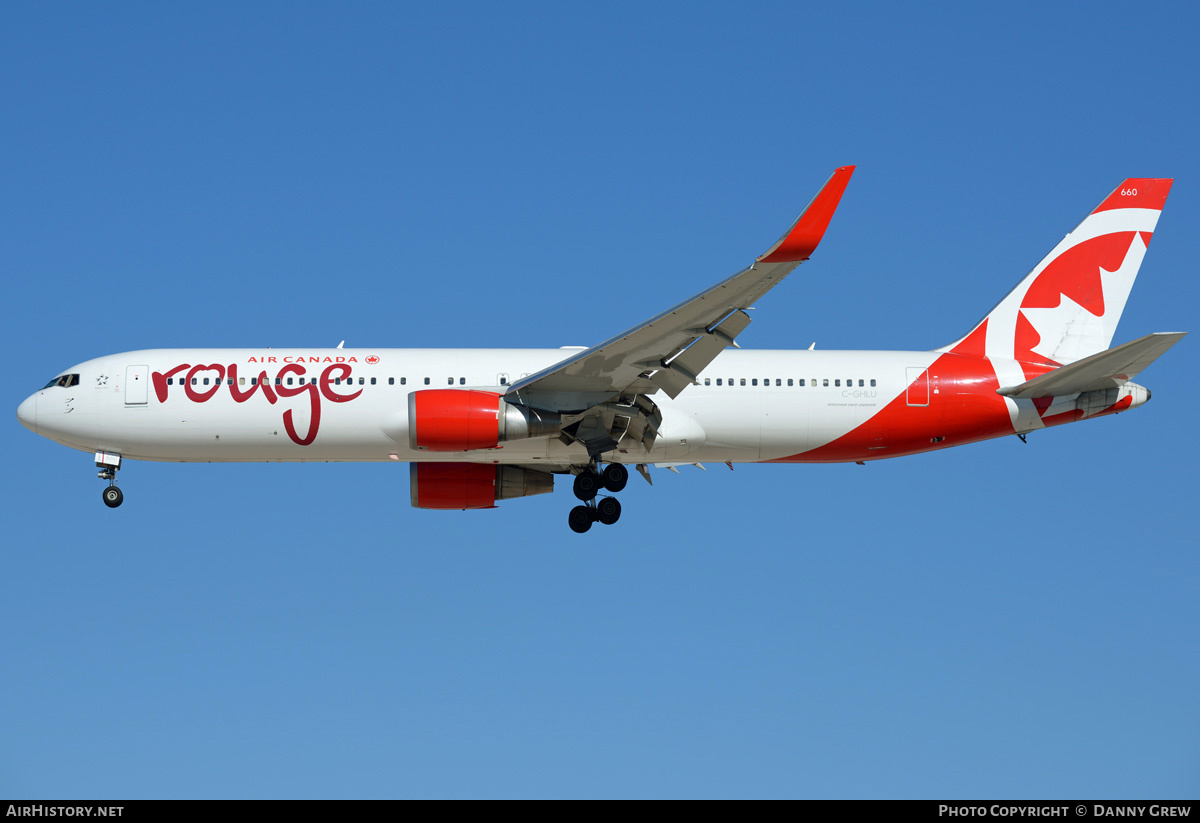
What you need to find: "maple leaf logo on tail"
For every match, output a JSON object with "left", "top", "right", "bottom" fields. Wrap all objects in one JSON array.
[
  {"left": 1018, "top": 230, "right": 1149, "bottom": 366},
  {"left": 939, "top": 178, "right": 1172, "bottom": 376}
]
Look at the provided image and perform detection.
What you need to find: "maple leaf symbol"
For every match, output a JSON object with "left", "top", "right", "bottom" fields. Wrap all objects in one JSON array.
[{"left": 1020, "top": 233, "right": 1147, "bottom": 364}]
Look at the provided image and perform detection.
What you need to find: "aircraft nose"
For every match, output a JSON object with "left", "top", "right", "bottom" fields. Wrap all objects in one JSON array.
[{"left": 16, "top": 394, "right": 37, "bottom": 434}]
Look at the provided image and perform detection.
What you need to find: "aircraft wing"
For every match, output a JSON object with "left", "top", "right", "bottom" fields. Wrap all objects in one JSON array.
[
  {"left": 505, "top": 166, "right": 855, "bottom": 412},
  {"left": 997, "top": 331, "right": 1186, "bottom": 399}
]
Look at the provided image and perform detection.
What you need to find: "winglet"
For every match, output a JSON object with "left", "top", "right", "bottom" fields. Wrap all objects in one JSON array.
[{"left": 757, "top": 165, "right": 856, "bottom": 263}]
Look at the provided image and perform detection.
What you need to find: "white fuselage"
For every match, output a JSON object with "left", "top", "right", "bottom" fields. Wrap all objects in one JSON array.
[
  {"left": 22, "top": 347, "right": 949, "bottom": 465},
  {"left": 20, "top": 345, "right": 1148, "bottom": 471}
]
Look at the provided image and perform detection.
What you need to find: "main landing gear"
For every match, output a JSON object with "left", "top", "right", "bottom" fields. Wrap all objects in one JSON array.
[
  {"left": 96, "top": 452, "right": 123, "bottom": 508},
  {"left": 567, "top": 463, "right": 629, "bottom": 533}
]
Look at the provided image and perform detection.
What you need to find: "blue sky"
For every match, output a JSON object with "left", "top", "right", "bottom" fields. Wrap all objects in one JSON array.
[{"left": 3, "top": 2, "right": 1197, "bottom": 799}]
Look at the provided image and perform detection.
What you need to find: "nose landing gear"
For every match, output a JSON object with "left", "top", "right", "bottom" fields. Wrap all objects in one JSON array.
[
  {"left": 96, "top": 452, "right": 123, "bottom": 508},
  {"left": 566, "top": 463, "right": 627, "bottom": 532}
]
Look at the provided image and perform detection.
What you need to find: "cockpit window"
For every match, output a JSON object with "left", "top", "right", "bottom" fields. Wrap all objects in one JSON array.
[{"left": 43, "top": 374, "right": 80, "bottom": 389}]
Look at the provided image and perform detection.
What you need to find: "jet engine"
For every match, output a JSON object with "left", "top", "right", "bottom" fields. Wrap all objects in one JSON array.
[
  {"left": 407, "top": 390, "right": 561, "bottom": 451},
  {"left": 409, "top": 463, "right": 555, "bottom": 510}
]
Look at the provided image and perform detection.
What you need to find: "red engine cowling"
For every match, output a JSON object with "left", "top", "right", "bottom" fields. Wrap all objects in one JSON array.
[
  {"left": 408, "top": 390, "right": 562, "bottom": 452},
  {"left": 409, "top": 390, "right": 503, "bottom": 451},
  {"left": 409, "top": 463, "right": 554, "bottom": 510}
]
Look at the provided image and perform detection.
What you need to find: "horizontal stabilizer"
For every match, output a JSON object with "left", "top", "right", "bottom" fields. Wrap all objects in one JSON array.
[{"left": 997, "top": 332, "right": 1185, "bottom": 399}]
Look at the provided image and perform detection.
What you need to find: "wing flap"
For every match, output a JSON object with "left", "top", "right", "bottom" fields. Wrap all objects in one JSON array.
[
  {"left": 650, "top": 309, "right": 753, "bottom": 399},
  {"left": 997, "top": 332, "right": 1185, "bottom": 398}
]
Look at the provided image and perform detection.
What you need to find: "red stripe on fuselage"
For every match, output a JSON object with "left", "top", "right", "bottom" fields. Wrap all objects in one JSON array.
[{"left": 767, "top": 352, "right": 1016, "bottom": 463}]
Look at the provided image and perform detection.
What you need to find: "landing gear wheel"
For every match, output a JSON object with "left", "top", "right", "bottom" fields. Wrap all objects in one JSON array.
[
  {"left": 596, "top": 496, "right": 622, "bottom": 525},
  {"left": 601, "top": 463, "right": 629, "bottom": 493},
  {"left": 102, "top": 486, "right": 124, "bottom": 508},
  {"left": 573, "top": 470, "right": 601, "bottom": 501},
  {"left": 568, "top": 505, "right": 595, "bottom": 533}
]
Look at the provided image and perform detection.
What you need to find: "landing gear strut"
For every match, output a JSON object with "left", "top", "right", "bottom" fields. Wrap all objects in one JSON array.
[
  {"left": 96, "top": 452, "right": 123, "bottom": 508},
  {"left": 567, "top": 463, "right": 627, "bottom": 532}
]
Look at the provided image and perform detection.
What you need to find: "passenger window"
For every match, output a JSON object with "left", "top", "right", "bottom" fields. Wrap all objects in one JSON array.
[
  {"left": 752, "top": 379, "right": 758, "bottom": 386},
  {"left": 388, "top": 378, "right": 395, "bottom": 385},
  {"left": 371, "top": 377, "right": 377, "bottom": 385},
  {"left": 239, "top": 378, "right": 245, "bottom": 386},
  {"left": 401, "top": 377, "right": 407, "bottom": 385},
  {"left": 359, "top": 377, "right": 365, "bottom": 385},
  {"left": 835, "top": 379, "right": 840, "bottom": 387},
  {"left": 499, "top": 376, "right": 507, "bottom": 385},
  {"left": 776, "top": 379, "right": 781, "bottom": 386},
  {"left": 870, "top": 379, "right": 876, "bottom": 387},
  {"left": 424, "top": 377, "right": 430, "bottom": 385},
  {"left": 460, "top": 377, "right": 466, "bottom": 385},
  {"left": 334, "top": 378, "right": 341, "bottom": 385},
  {"left": 203, "top": 378, "right": 210, "bottom": 385},
  {"left": 798, "top": 379, "right": 805, "bottom": 386},
  {"left": 166, "top": 378, "right": 173, "bottom": 385},
  {"left": 823, "top": 379, "right": 829, "bottom": 387},
  {"left": 275, "top": 377, "right": 282, "bottom": 385},
  {"left": 787, "top": 379, "right": 793, "bottom": 386},
  {"left": 447, "top": 377, "right": 454, "bottom": 385},
  {"left": 858, "top": 379, "right": 864, "bottom": 387},
  {"left": 716, "top": 379, "right": 722, "bottom": 386},
  {"left": 740, "top": 378, "right": 746, "bottom": 386},
  {"left": 251, "top": 377, "right": 257, "bottom": 386},
  {"left": 704, "top": 378, "right": 711, "bottom": 386},
  {"left": 286, "top": 377, "right": 293, "bottom": 386}
]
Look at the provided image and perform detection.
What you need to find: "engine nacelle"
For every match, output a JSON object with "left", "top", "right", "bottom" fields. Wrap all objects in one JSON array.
[
  {"left": 409, "top": 463, "right": 555, "bottom": 510},
  {"left": 407, "top": 390, "right": 561, "bottom": 451}
]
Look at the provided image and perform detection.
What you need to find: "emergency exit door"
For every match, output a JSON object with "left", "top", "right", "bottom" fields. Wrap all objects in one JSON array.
[
  {"left": 905, "top": 367, "right": 929, "bottom": 406},
  {"left": 125, "top": 365, "right": 149, "bottom": 405}
]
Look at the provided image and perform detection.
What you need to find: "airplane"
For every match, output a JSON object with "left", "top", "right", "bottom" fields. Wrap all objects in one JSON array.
[{"left": 16, "top": 167, "right": 1185, "bottom": 533}]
